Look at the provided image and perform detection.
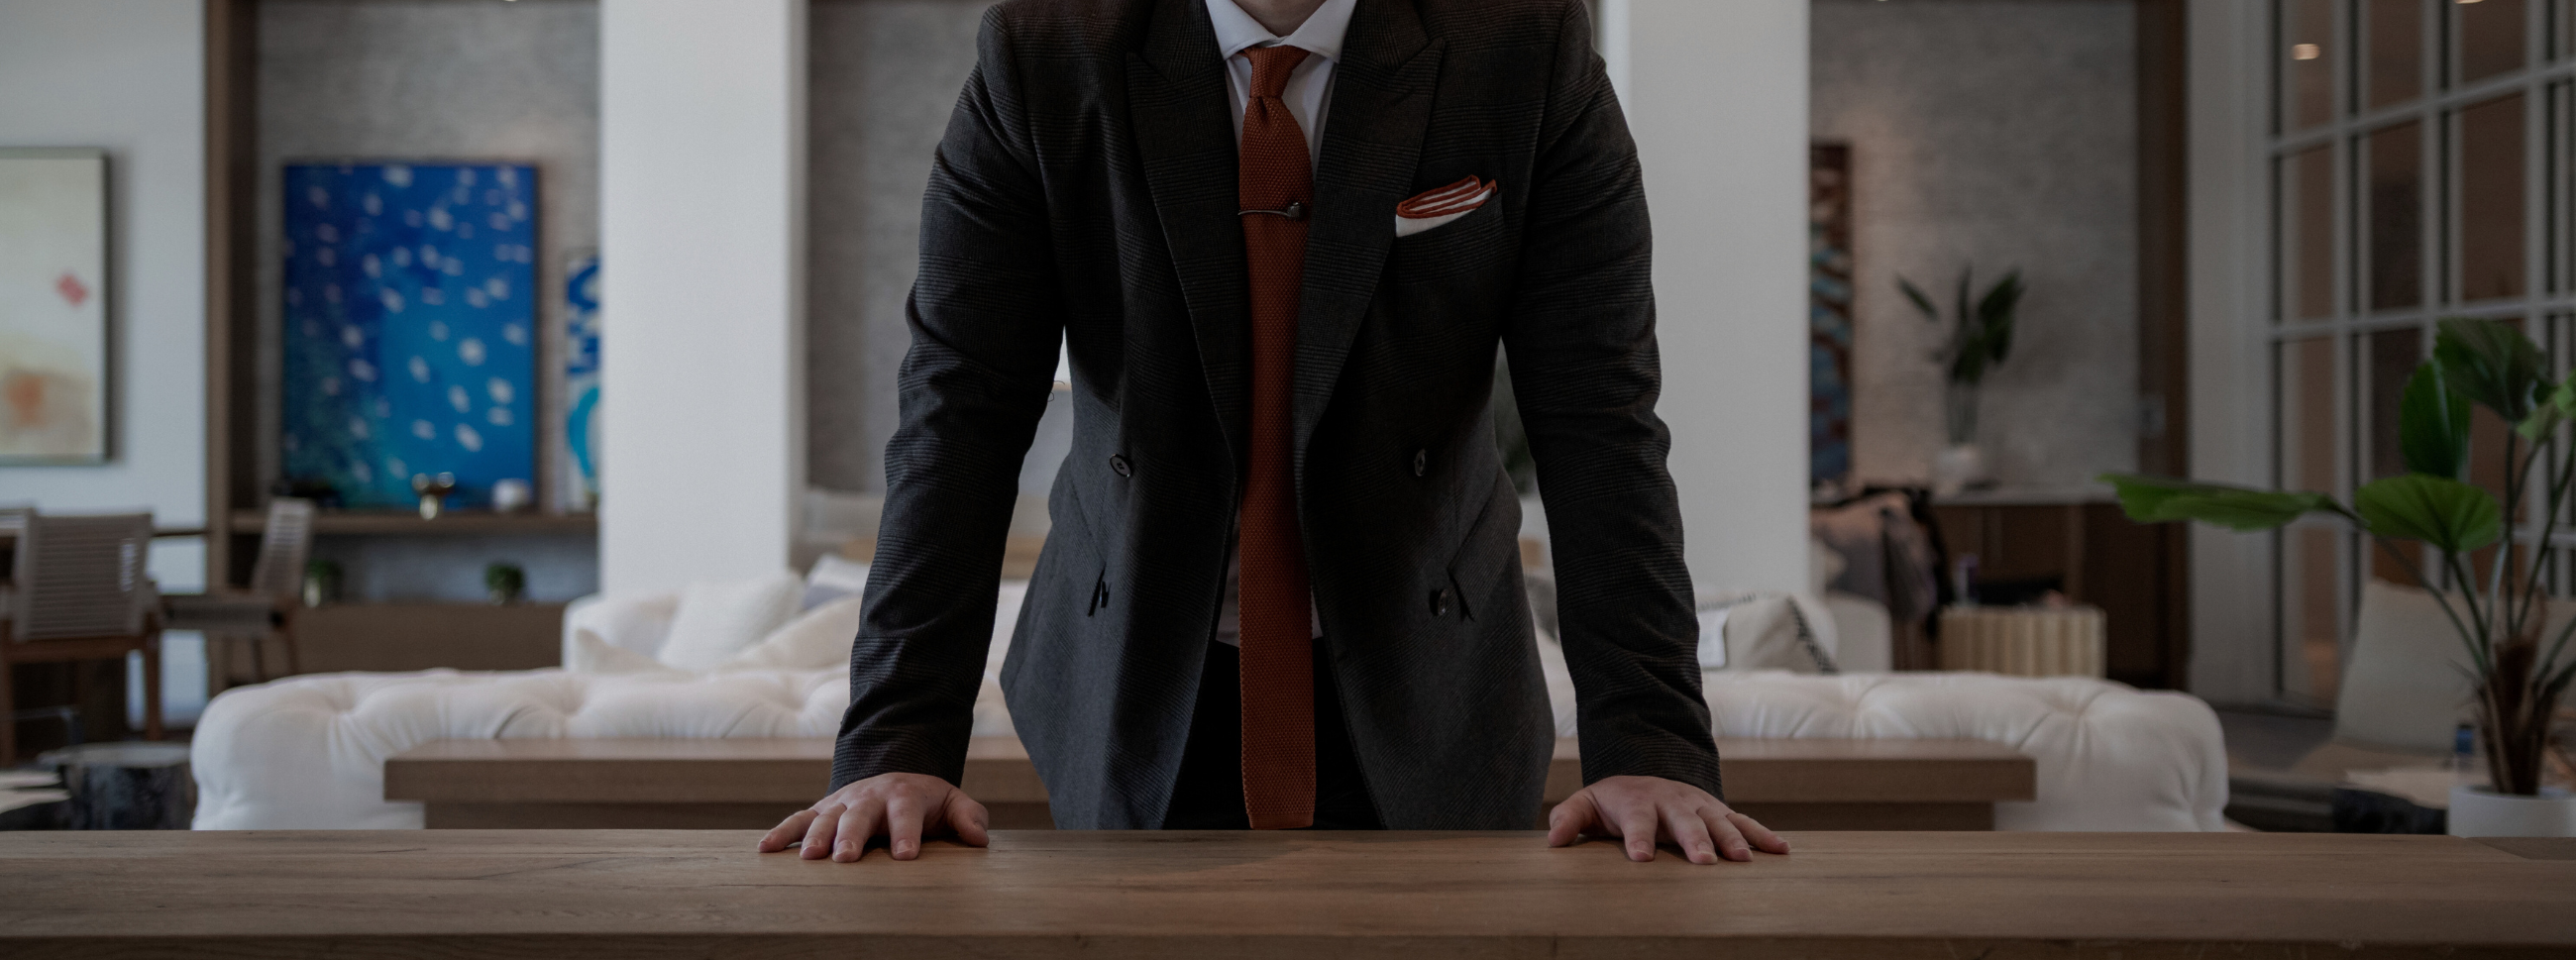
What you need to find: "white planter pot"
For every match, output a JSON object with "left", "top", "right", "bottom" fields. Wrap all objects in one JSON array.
[
  {"left": 1931, "top": 443, "right": 1988, "bottom": 495},
  {"left": 2447, "top": 785, "right": 2576, "bottom": 837}
]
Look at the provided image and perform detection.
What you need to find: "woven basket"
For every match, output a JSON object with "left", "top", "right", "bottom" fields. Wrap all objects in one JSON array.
[{"left": 1938, "top": 604, "right": 2106, "bottom": 678}]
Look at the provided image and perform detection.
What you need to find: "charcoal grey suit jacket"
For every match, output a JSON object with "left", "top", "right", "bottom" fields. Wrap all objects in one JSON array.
[{"left": 831, "top": 0, "right": 1721, "bottom": 829}]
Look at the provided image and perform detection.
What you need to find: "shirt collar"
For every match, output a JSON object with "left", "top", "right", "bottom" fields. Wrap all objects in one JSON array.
[{"left": 1205, "top": 0, "right": 1358, "bottom": 63}]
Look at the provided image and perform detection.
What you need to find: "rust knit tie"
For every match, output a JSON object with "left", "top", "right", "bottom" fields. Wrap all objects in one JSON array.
[{"left": 1235, "top": 43, "right": 1315, "bottom": 830}]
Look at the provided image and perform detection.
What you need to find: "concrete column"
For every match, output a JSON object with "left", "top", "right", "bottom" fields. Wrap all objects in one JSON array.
[
  {"left": 597, "top": 0, "right": 807, "bottom": 593},
  {"left": 2185, "top": 0, "right": 2273, "bottom": 703},
  {"left": 1604, "top": 0, "right": 1810, "bottom": 594}
]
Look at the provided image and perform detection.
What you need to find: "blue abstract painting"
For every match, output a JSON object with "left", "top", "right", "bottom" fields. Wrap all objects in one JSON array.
[
  {"left": 281, "top": 162, "right": 537, "bottom": 508},
  {"left": 563, "top": 251, "right": 600, "bottom": 509}
]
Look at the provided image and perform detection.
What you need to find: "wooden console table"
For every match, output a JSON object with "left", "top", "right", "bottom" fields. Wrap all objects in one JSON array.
[
  {"left": 3, "top": 831, "right": 2568, "bottom": 958},
  {"left": 384, "top": 736, "right": 2033, "bottom": 831}
]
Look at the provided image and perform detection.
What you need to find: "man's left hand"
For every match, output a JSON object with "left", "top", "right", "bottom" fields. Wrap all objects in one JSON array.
[{"left": 1546, "top": 775, "right": 1790, "bottom": 864}]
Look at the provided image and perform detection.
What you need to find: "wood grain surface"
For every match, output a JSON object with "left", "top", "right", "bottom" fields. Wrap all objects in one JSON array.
[{"left": 2, "top": 830, "right": 2570, "bottom": 959}]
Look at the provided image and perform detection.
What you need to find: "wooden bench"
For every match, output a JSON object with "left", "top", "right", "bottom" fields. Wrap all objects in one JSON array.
[
  {"left": 4, "top": 831, "right": 2568, "bottom": 958},
  {"left": 384, "top": 735, "right": 2034, "bottom": 830}
]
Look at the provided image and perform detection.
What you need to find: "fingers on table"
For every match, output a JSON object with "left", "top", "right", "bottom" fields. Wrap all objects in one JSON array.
[
  {"left": 758, "top": 808, "right": 819, "bottom": 852},
  {"left": 1729, "top": 807, "right": 1791, "bottom": 854},
  {"left": 799, "top": 803, "right": 846, "bottom": 860},
  {"left": 1700, "top": 803, "right": 1752, "bottom": 862},
  {"left": 1616, "top": 806, "right": 1661, "bottom": 863},
  {"left": 833, "top": 795, "right": 888, "bottom": 862},
  {"left": 884, "top": 793, "right": 928, "bottom": 860},
  {"left": 1665, "top": 804, "right": 1720, "bottom": 865},
  {"left": 1544, "top": 792, "right": 1596, "bottom": 847},
  {"left": 947, "top": 791, "right": 994, "bottom": 847}
]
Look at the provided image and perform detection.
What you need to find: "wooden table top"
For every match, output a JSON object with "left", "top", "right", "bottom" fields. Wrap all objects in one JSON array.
[
  {"left": 2, "top": 830, "right": 2569, "bottom": 958},
  {"left": 384, "top": 735, "right": 2036, "bottom": 806}
]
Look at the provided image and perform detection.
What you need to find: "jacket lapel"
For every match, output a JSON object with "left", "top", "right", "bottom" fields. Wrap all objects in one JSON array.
[
  {"left": 1292, "top": 0, "right": 1441, "bottom": 454},
  {"left": 1127, "top": 0, "right": 1250, "bottom": 468}
]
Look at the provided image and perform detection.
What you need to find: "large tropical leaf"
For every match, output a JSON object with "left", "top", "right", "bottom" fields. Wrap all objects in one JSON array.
[
  {"left": 2434, "top": 317, "right": 2547, "bottom": 421},
  {"left": 2100, "top": 474, "right": 2348, "bottom": 531},
  {"left": 2401, "top": 362, "right": 2473, "bottom": 478},
  {"left": 2353, "top": 474, "right": 2504, "bottom": 553}
]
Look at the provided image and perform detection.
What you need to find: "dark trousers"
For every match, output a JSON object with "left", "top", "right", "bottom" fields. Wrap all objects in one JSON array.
[{"left": 1161, "top": 639, "right": 1382, "bottom": 829}]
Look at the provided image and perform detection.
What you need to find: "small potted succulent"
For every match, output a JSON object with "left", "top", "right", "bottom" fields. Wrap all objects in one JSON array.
[
  {"left": 2103, "top": 318, "right": 2574, "bottom": 836},
  {"left": 484, "top": 563, "right": 526, "bottom": 605},
  {"left": 301, "top": 559, "right": 342, "bottom": 608}
]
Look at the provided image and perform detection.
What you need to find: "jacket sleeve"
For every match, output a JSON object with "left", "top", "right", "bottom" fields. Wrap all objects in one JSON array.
[
  {"left": 1499, "top": 1, "right": 1724, "bottom": 800},
  {"left": 831, "top": 7, "right": 1062, "bottom": 791}
]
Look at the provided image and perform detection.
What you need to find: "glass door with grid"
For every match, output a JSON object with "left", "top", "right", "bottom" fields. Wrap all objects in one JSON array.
[{"left": 2267, "top": 0, "right": 2570, "bottom": 710}]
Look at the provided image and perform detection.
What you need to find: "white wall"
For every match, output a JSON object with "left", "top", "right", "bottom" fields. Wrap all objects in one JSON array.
[
  {"left": 597, "top": 0, "right": 807, "bottom": 593},
  {"left": 805, "top": 0, "right": 987, "bottom": 494},
  {"left": 2185, "top": 0, "right": 2274, "bottom": 703},
  {"left": 1606, "top": 0, "right": 1810, "bottom": 594},
  {"left": 0, "top": 0, "right": 208, "bottom": 591}
]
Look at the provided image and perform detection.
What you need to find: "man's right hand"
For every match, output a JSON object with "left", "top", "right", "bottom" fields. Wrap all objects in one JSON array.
[{"left": 756, "top": 772, "right": 991, "bottom": 862}]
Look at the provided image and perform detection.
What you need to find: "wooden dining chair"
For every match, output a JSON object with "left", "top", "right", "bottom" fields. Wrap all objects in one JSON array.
[
  {"left": 0, "top": 511, "right": 161, "bottom": 767},
  {"left": 163, "top": 497, "right": 313, "bottom": 688}
]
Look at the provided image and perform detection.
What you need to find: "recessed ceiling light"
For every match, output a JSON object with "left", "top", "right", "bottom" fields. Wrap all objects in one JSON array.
[{"left": 2293, "top": 44, "right": 2322, "bottom": 60}]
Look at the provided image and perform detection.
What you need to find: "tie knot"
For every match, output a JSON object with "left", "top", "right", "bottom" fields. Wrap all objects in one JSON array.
[{"left": 1241, "top": 45, "right": 1311, "bottom": 100}]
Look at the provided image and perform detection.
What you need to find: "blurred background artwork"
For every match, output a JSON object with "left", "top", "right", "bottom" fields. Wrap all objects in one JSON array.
[
  {"left": 1808, "top": 143, "right": 1855, "bottom": 490},
  {"left": 0, "top": 149, "right": 109, "bottom": 464},
  {"left": 278, "top": 162, "right": 537, "bottom": 508},
  {"left": 562, "top": 251, "right": 599, "bottom": 511}
]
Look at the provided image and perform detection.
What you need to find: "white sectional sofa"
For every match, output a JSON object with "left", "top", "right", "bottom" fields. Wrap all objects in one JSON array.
[{"left": 192, "top": 583, "right": 2226, "bottom": 831}]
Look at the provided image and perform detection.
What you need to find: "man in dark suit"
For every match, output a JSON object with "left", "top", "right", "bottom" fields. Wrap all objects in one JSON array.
[{"left": 760, "top": 0, "right": 1787, "bottom": 864}]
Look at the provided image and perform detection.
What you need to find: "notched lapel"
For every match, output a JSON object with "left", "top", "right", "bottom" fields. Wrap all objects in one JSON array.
[
  {"left": 1293, "top": 0, "right": 1443, "bottom": 454},
  {"left": 1129, "top": 0, "right": 1250, "bottom": 469}
]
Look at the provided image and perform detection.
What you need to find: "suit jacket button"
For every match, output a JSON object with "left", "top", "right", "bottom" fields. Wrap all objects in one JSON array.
[
  {"left": 1110, "top": 454, "right": 1132, "bottom": 478},
  {"left": 1412, "top": 449, "right": 1428, "bottom": 477},
  {"left": 1429, "top": 587, "right": 1451, "bottom": 617}
]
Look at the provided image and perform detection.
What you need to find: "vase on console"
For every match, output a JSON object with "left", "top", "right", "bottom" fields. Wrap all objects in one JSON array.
[
  {"left": 1900, "top": 267, "right": 2022, "bottom": 496},
  {"left": 1932, "top": 383, "right": 1991, "bottom": 495}
]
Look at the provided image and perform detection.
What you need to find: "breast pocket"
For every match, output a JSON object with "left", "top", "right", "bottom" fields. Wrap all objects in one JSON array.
[{"left": 1389, "top": 194, "right": 1510, "bottom": 283}]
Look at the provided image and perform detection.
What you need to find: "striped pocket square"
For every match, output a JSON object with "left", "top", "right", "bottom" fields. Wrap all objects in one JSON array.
[{"left": 1394, "top": 175, "right": 1497, "bottom": 239}]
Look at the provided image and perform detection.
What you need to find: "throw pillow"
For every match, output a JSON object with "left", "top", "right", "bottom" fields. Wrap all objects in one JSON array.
[
  {"left": 718, "top": 596, "right": 866, "bottom": 672},
  {"left": 1696, "top": 606, "right": 1733, "bottom": 669},
  {"left": 2337, "top": 579, "right": 2575, "bottom": 752},
  {"left": 656, "top": 572, "right": 803, "bottom": 671},
  {"left": 1696, "top": 590, "right": 1839, "bottom": 674},
  {"left": 802, "top": 554, "right": 873, "bottom": 610},
  {"left": 566, "top": 627, "right": 678, "bottom": 674}
]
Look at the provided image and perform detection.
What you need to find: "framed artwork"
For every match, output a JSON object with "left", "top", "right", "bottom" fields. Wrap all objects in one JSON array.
[
  {"left": 0, "top": 149, "right": 110, "bottom": 464},
  {"left": 280, "top": 162, "right": 538, "bottom": 508},
  {"left": 1809, "top": 143, "right": 1856, "bottom": 488},
  {"left": 563, "top": 250, "right": 599, "bottom": 511}
]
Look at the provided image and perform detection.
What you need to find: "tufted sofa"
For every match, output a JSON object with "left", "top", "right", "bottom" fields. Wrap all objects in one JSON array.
[
  {"left": 1696, "top": 672, "right": 2225, "bottom": 831},
  {"left": 191, "top": 588, "right": 2226, "bottom": 831}
]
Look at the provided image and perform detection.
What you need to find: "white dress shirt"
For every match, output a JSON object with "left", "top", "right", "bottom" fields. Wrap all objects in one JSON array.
[
  {"left": 1206, "top": 0, "right": 1352, "bottom": 645},
  {"left": 1207, "top": 0, "right": 1357, "bottom": 165}
]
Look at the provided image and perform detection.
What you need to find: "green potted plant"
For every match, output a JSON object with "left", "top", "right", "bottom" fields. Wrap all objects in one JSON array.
[
  {"left": 484, "top": 563, "right": 526, "bottom": 605},
  {"left": 2102, "top": 317, "right": 2574, "bottom": 836},
  {"left": 301, "top": 559, "right": 342, "bottom": 608},
  {"left": 1899, "top": 267, "right": 2025, "bottom": 493}
]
